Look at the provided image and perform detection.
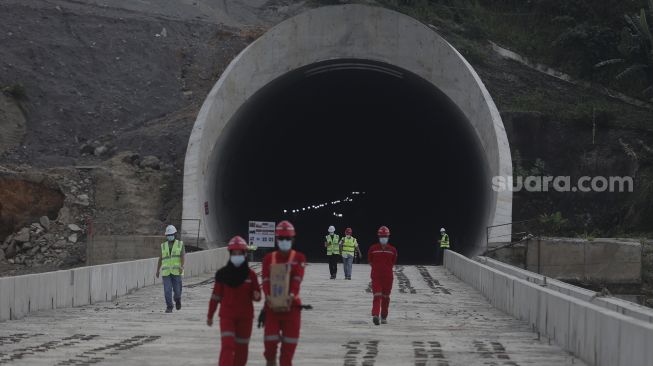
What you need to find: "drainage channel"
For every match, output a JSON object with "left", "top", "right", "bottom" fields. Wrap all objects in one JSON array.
[
  {"left": 472, "top": 340, "right": 520, "bottom": 366},
  {"left": 393, "top": 266, "right": 416, "bottom": 294},
  {"left": 55, "top": 335, "right": 160, "bottom": 366},
  {"left": 0, "top": 333, "right": 43, "bottom": 347},
  {"left": 0, "top": 334, "right": 98, "bottom": 364},
  {"left": 413, "top": 340, "right": 449, "bottom": 366},
  {"left": 342, "top": 340, "right": 380, "bottom": 366},
  {"left": 415, "top": 265, "right": 451, "bottom": 295}
]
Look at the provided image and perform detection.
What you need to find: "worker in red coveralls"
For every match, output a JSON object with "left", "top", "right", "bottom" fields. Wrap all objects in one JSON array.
[
  {"left": 367, "top": 225, "right": 397, "bottom": 326},
  {"left": 207, "top": 235, "right": 261, "bottom": 366},
  {"left": 262, "top": 220, "right": 306, "bottom": 366}
]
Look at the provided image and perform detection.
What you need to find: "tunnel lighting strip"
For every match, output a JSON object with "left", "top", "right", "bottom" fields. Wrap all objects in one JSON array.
[
  {"left": 283, "top": 192, "right": 365, "bottom": 216},
  {"left": 304, "top": 63, "right": 404, "bottom": 79}
]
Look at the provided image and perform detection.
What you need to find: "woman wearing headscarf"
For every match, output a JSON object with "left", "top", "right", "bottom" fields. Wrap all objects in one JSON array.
[{"left": 207, "top": 235, "right": 261, "bottom": 366}]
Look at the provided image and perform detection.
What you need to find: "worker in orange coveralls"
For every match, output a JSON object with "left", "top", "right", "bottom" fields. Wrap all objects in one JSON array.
[
  {"left": 262, "top": 220, "right": 307, "bottom": 366},
  {"left": 367, "top": 225, "right": 397, "bottom": 326},
  {"left": 207, "top": 235, "right": 261, "bottom": 366}
]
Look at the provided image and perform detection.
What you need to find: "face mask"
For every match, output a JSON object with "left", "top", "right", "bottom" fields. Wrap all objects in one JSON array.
[
  {"left": 379, "top": 237, "right": 389, "bottom": 245},
  {"left": 278, "top": 239, "right": 292, "bottom": 252},
  {"left": 346, "top": 235, "right": 351, "bottom": 238},
  {"left": 230, "top": 255, "right": 245, "bottom": 267},
  {"left": 166, "top": 235, "right": 175, "bottom": 242}
]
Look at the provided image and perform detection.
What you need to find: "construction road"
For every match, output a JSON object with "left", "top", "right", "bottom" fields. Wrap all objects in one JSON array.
[{"left": 0, "top": 263, "right": 584, "bottom": 365}]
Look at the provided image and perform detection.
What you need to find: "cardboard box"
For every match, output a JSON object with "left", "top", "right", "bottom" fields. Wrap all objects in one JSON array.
[{"left": 269, "top": 263, "right": 291, "bottom": 311}]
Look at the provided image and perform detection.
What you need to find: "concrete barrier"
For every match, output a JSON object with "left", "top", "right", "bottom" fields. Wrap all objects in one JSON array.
[
  {"left": 445, "top": 250, "right": 653, "bottom": 366},
  {"left": 477, "top": 256, "right": 653, "bottom": 323},
  {"left": 0, "top": 247, "right": 229, "bottom": 321},
  {"left": 0, "top": 276, "right": 14, "bottom": 320}
]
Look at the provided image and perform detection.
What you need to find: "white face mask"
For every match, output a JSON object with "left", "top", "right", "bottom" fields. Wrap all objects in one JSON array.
[
  {"left": 346, "top": 235, "right": 351, "bottom": 238},
  {"left": 379, "top": 237, "right": 389, "bottom": 245},
  {"left": 166, "top": 235, "right": 175, "bottom": 242},
  {"left": 230, "top": 255, "right": 245, "bottom": 267},
  {"left": 278, "top": 240, "right": 292, "bottom": 252}
]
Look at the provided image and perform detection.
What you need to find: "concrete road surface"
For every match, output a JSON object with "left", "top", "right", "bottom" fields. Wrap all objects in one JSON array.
[{"left": 0, "top": 264, "right": 584, "bottom": 365}]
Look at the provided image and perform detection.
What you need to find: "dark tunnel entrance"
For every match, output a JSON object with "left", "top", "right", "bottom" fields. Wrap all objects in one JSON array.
[{"left": 214, "top": 60, "right": 489, "bottom": 264}]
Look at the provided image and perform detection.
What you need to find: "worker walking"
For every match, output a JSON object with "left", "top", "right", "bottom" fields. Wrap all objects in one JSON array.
[
  {"left": 324, "top": 225, "right": 340, "bottom": 279},
  {"left": 339, "top": 227, "right": 362, "bottom": 280},
  {"left": 156, "top": 225, "right": 185, "bottom": 313},
  {"left": 262, "top": 220, "right": 307, "bottom": 366},
  {"left": 367, "top": 226, "right": 397, "bottom": 325},
  {"left": 207, "top": 236, "right": 261, "bottom": 366},
  {"left": 436, "top": 227, "right": 450, "bottom": 265}
]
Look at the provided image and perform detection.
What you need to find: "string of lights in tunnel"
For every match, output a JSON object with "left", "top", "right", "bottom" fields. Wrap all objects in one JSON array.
[{"left": 283, "top": 192, "right": 365, "bottom": 217}]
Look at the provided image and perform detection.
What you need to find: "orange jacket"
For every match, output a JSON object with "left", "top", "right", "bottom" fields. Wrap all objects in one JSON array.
[
  {"left": 368, "top": 243, "right": 397, "bottom": 279},
  {"left": 208, "top": 269, "right": 260, "bottom": 319}
]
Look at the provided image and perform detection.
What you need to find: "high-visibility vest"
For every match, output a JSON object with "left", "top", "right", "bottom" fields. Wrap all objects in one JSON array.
[
  {"left": 325, "top": 234, "right": 340, "bottom": 255},
  {"left": 440, "top": 234, "right": 450, "bottom": 248},
  {"left": 161, "top": 240, "right": 184, "bottom": 276},
  {"left": 341, "top": 236, "right": 357, "bottom": 256}
]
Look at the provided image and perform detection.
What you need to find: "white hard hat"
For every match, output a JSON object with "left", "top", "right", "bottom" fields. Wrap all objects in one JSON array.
[
  {"left": 328, "top": 225, "right": 335, "bottom": 233},
  {"left": 165, "top": 225, "right": 177, "bottom": 235},
  {"left": 440, "top": 227, "right": 446, "bottom": 232}
]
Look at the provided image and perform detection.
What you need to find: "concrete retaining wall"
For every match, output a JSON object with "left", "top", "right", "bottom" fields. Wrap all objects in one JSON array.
[
  {"left": 525, "top": 238, "right": 642, "bottom": 284},
  {"left": 478, "top": 256, "right": 653, "bottom": 323},
  {"left": 0, "top": 248, "right": 229, "bottom": 322},
  {"left": 445, "top": 250, "right": 653, "bottom": 366},
  {"left": 87, "top": 235, "right": 165, "bottom": 265}
]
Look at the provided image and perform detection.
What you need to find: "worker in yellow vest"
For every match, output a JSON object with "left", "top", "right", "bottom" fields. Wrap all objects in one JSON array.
[
  {"left": 156, "top": 225, "right": 186, "bottom": 313},
  {"left": 324, "top": 225, "right": 340, "bottom": 279},
  {"left": 436, "top": 227, "right": 450, "bottom": 265},
  {"left": 339, "top": 227, "right": 362, "bottom": 280}
]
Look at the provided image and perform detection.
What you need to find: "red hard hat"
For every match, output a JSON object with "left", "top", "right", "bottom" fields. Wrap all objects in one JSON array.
[
  {"left": 345, "top": 227, "right": 353, "bottom": 235},
  {"left": 377, "top": 226, "right": 390, "bottom": 237},
  {"left": 227, "top": 235, "right": 248, "bottom": 251},
  {"left": 275, "top": 220, "right": 296, "bottom": 237}
]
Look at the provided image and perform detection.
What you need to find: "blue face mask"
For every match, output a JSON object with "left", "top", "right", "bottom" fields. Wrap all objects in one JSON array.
[
  {"left": 278, "top": 240, "right": 292, "bottom": 252},
  {"left": 379, "top": 237, "right": 389, "bottom": 245},
  {"left": 166, "top": 235, "right": 175, "bottom": 242},
  {"left": 230, "top": 255, "right": 246, "bottom": 267}
]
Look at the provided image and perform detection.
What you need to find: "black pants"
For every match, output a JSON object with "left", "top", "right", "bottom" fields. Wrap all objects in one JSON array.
[
  {"left": 328, "top": 254, "right": 339, "bottom": 278},
  {"left": 436, "top": 247, "right": 451, "bottom": 265}
]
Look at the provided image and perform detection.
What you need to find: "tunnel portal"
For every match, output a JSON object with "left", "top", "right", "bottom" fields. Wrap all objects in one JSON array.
[
  {"left": 182, "top": 5, "right": 512, "bottom": 262},
  {"left": 217, "top": 60, "right": 487, "bottom": 263}
]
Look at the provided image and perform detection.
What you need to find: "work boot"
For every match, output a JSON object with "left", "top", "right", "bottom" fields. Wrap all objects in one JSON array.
[
  {"left": 347, "top": 277, "right": 352, "bottom": 280},
  {"left": 266, "top": 360, "right": 277, "bottom": 366},
  {"left": 165, "top": 307, "right": 173, "bottom": 313},
  {"left": 372, "top": 316, "right": 380, "bottom": 326},
  {"left": 175, "top": 298, "right": 182, "bottom": 310},
  {"left": 381, "top": 317, "right": 387, "bottom": 324}
]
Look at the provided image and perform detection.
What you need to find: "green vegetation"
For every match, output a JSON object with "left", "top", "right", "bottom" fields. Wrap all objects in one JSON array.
[
  {"left": 596, "top": 0, "right": 653, "bottom": 101},
  {"left": 376, "top": 0, "right": 648, "bottom": 100},
  {"left": 537, "top": 211, "right": 569, "bottom": 235},
  {"left": 2, "top": 83, "right": 27, "bottom": 100}
]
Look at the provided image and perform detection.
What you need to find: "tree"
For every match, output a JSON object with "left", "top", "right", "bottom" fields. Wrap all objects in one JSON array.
[{"left": 595, "top": 0, "right": 653, "bottom": 100}]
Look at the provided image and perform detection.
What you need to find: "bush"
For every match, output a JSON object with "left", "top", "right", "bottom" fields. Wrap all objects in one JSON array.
[
  {"left": 2, "top": 83, "right": 27, "bottom": 100},
  {"left": 538, "top": 211, "right": 569, "bottom": 235}
]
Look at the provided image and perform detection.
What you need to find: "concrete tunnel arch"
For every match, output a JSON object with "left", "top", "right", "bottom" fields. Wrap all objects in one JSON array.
[{"left": 182, "top": 5, "right": 512, "bottom": 262}]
